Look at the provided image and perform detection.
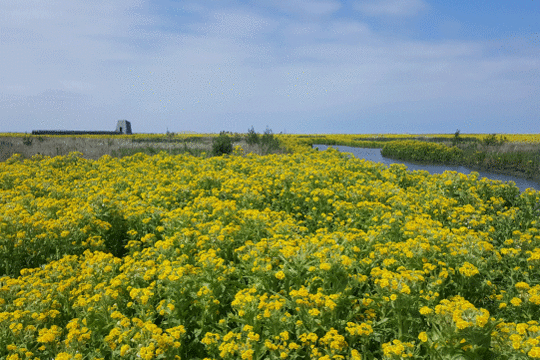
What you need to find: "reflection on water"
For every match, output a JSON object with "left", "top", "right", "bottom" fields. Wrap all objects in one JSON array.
[{"left": 314, "top": 144, "right": 540, "bottom": 193}]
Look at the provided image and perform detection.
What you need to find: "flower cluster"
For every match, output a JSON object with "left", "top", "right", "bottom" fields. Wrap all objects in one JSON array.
[{"left": 0, "top": 147, "right": 539, "bottom": 359}]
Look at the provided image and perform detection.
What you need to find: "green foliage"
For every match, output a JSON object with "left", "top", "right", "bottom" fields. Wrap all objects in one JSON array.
[
  {"left": 380, "top": 136, "right": 539, "bottom": 182},
  {"left": 482, "top": 150, "right": 540, "bottom": 177},
  {"left": 246, "top": 126, "right": 260, "bottom": 145},
  {"left": 166, "top": 129, "right": 175, "bottom": 139},
  {"left": 212, "top": 131, "right": 233, "bottom": 156},
  {"left": 483, "top": 133, "right": 508, "bottom": 147},
  {"left": 218, "top": 131, "right": 243, "bottom": 142},
  {"left": 295, "top": 135, "right": 392, "bottom": 150},
  {"left": 22, "top": 133, "right": 33, "bottom": 146},
  {"left": 260, "top": 127, "right": 280, "bottom": 154},
  {"left": 1, "top": 149, "right": 540, "bottom": 358},
  {"left": 381, "top": 140, "right": 464, "bottom": 165},
  {"left": 452, "top": 129, "right": 461, "bottom": 146}
]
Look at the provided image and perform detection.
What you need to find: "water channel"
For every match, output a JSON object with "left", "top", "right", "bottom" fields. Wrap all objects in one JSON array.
[{"left": 313, "top": 144, "right": 540, "bottom": 193}]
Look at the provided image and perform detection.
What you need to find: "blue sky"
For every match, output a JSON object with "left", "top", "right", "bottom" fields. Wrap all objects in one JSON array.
[{"left": 1, "top": 0, "right": 538, "bottom": 134}]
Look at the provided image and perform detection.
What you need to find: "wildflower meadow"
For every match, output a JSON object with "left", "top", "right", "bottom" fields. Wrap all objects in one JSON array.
[{"left": 1, "top": 145, "right": 540, "bottom": 359}]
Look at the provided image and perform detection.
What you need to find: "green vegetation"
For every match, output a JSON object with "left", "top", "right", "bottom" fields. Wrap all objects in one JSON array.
[
  {"left": 242, "top": 126, "right": 287, "bottom": 155},
  {"left": 300, "top": 132, "right": 538, "bottom": 183},
  {"left": 212, "top": 131, "right": 234, "bottom": 156},
  {"left": 4, "top": 131, "right": 538, "bottom": 184},
  {"left": 381, "top": 140, "right": 464, "bottom": 165},
  {"left": 22, "top": 133, "right": 33, "bottom": 146},
  {"left": 111, "top": 145, "right": 205, "bottom": 158},
  {"left": 482, "top": 133, "right": 508, "bottom": 147},
  {"left": 2, "top": 149, "right": 540, "bottom": 358},
  {"left": 380, "top": 134, "right": 540, "bottom": 181},
  {"left": 260, "top": 127, "right": 281, "bottom": 154},
  {"left": 294, "top": 135, "right": 388, "bottom": 149},
  {"left": 452, "top": 129, "right": 461, "bottom": 146},
  {"left": 245, "top": 126, "right": 260, "bottom": 145}
]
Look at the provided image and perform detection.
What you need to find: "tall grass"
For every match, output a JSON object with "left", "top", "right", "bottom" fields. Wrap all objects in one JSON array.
[{"left": 381, "top": 139, "right": 540, "bottom": 182}]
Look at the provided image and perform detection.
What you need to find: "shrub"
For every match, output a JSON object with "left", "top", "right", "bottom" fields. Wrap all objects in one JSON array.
[
  {"left": 246, "top": 126, "right": 260, "bottom": 145},
  {"left": 212, "top": 131, "right": 233, "bottom": 156},
  {"left": 260, "top": 127, "right": 280, "bottom": 154},
  {"left": 23, "top": 133, "right": 33, "bottom": 146},
  {"left": 381, "top": 140, "right": 463, "bottom": 164},
  {"left": 452, "top": 129, "right": 461, "bottom": 146},
  {"left": 483, "top": 134, "right": 508, "bottom": 147},
  {"left": 166, "top": 129, "right": 175, "bottom": 139}
]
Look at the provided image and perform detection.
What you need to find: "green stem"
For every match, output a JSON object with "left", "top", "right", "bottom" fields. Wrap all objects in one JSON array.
[{"left": 398, "top": 311, "right": 403, "bottom": 341}]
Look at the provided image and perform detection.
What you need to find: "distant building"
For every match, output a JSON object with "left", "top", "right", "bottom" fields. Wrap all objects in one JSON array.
[
  {"left": 32, "top": 120, "right": 132, "bottom": 135},
  {"left": 116, "top": 120, "right": 132, "bottom": 134}
]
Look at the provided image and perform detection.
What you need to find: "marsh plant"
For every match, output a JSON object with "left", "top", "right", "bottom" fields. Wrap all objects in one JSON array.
[
  {"left": 1, "top": 149, "right": 540, "bottom": 359},
  {"left": 246, "top": 126, "right": 260, "bottom": 145},
  {"left": 212, "top": 131, "right": 234, "bottom": 156}
]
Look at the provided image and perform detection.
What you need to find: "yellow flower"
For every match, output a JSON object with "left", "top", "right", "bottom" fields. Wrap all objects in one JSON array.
[
  {"left": 419, "top": 306, "right": 433, "bottom": 315},
  {"left": 456, "top": 320, "right": 471, "bottom": 330},
  {"left": 320, "top": 263, "right": 331, "bottom": 271},
  {"left": 515, "top": 282, "right": 530, "bottom": 291},
  {"left": 275, "top": 271, "right": 285, "bottom": 280},
  {"left": 418, "top": 332, "right": 428, "bottom": 342},
  {"left": 458, "top": 262, "right": 479, "bottom": 277},
  {"left": 511, "top": 297, "right": 522, "bottom": 306},
  {"left": 241, "top": 349, "right": 254, "bottom": 360},
  {"left": 475, "top": 309, "right": 490, "bottom": 327},
  {"left": 288, "top": 342, "right": 300, "bottom": 350},
  {"left": 37, "top": 325, "right": 62, "bottom": 343},
  {"left": 345, "top": 322, "right": 373, "bottom": 336},
  {"left": 529, "top": 347, "right": 540, "bottom": 358},
  {"left": 120, "top": 344, "right": 131, "bottom": 356}
]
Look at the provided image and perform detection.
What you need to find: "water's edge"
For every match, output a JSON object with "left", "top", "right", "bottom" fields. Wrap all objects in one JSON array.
[{"left": 314, "top": 144, "right": 540, "bottom": 193}]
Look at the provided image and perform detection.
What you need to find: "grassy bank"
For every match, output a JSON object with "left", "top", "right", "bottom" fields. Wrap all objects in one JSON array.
[
  {"left": 3, "top": 132, "right": 539, "bottom": 184},
  {"left": 0, "top": 135, "right": 208, "bottom": 162},
  {"left": 276, "top": 133, "right": 540, "bottom": 184},
  {"left": 380, "top": 137, "right": 540, "bottom": 184},
  {"left": 0, "top": 132, "right": 286, "bottom": 162},
  {"left": 278, "top": 134, "right": 392, "bottom": 153}
]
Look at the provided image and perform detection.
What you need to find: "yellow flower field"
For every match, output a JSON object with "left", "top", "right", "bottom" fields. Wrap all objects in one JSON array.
[{"left": 1, "top": 148, "right": 540, "bottom": 359}]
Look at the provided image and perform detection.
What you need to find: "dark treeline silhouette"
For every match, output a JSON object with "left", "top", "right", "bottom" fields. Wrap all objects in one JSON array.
[{"left": 31, "top": 130, "right": 124, "bottom": 135}]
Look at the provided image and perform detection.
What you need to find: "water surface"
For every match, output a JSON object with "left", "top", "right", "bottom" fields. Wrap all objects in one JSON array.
[{"left": 314, "top": 144, "right": 540, "bottom": 193}]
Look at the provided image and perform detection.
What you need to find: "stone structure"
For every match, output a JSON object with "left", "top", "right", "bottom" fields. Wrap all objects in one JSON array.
[
  {"left": 116, "top": 120, "right": 132, "bottom": 134},
  {"left": 32, "top": 120, "right": 132, "bottom": 135}
]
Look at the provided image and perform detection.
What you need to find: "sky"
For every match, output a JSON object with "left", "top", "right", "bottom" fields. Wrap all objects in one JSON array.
[{"left": 1, "top": 0, "right": 539, "bottom": 134}]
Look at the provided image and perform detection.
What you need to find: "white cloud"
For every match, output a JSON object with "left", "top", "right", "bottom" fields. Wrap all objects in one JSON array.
[
  {"left": 0, "top": 0, "right": 538, "bottom": 133},
  {"left": 0, "top": 0, "right": 159, "bottom": 99},
  {"left": 355, "top": 0, "right": 428, "bottom": 17}
]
